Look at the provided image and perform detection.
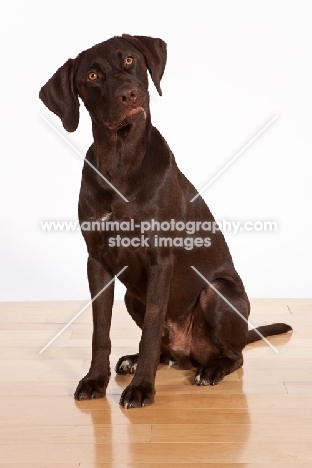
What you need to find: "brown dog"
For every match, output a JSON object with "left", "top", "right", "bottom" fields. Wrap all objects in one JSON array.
[{"left": 39, "top": 34, "right": 292, "bottom": 408}]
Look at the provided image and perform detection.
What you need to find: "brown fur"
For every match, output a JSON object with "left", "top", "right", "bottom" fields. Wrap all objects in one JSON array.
[{"left": 39, "top": 35, "right": 292, "bottom": 408}]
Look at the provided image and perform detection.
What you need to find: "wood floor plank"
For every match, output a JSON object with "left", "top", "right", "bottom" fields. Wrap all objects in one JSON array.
[
  {"left": 260, "top": 337, "right": 312, "bottom": 348},
  {"left": 2, "top": 379, "right": 283, "bottom": 397},
  {"left": 0, "top": 299, "right": 311, "bottom": 465},
  {"left": 140, "top": 393, "right": 312, "bottom": 409},
  {"left": 79, "top": 465, "right": 311, "bottom": 468},
  {"left": 0, "top": 323, "right": 75, "bottom": 330},
  {"left": 242, "top": 357, "right": 312, "bottom": 369},
  {"left": 284, "top": 382, "right": 312, "bottom": 393},
  {"left": 0, "top": 314, "right": 49, "bottom": 323},
  {"left": 0, "top": 346, "right": 138, "bottom": 360},
  {"left": 0, "top": 464, "right": 308, "bottom": 468},
  {"left": 0, "top": 323, "right": 93, "bottom": 330},
  {"left": 0, "top": 424, "right": 151, "bottom": 444},
  {"left": 287, "top": 299, "right": 312, "bottom": 314},
  {"left": 0, "top": 359, "right": 85, "bottom": 371},
  {"left": 0, "top": 338, "right": 139, "bottom": 348},
  {"left": 0, "top": 441, "right": 311, "bottom": 464},
  {"left": 0, "top": 300, "right": 85, "bottom": 310},
  {"left": 243, "top": 344, "right": 309, "bottom": 358},
  {"left": 267, "top": 313, "right": 312, "bottom": 323},
  {"left": 1, "top": 395, "right": 312, "bottom": 426},
  {"left": 0, "top": 347, "right": 92, "bottom": 360},
  {"left": 70, "top": 328, "right": 141, "bottom": 340},
  {"left": 0, "top": 465, "right": 78, "bottom": 468},
  {"left": 0, "top": 381, "right": 77, "bottom": 396},
  {"left": 154, "top": 379, "right": 287, "bottom": 394},
  {"left": 2, "top": 391, "right": 310, "bottom": 411},
  {"left": 151, "top": 423, "right": 312, "bottom": 443},
  {"left": 249, "top": 298, "right": 291, "bottom": 314},
  {"left": 238, "top": 367, "right": 312, "bottom": 382}
]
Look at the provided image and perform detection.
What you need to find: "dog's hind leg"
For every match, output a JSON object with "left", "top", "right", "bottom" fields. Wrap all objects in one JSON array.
[
  {"left": 194, "top": 278, "right": 249, "bottom": 386},
  {"left": 115, "top": 293, "right": 143, "bottom": 375},
  {"left": 116, "top": 291, "right": 169, "bottom": 376}
]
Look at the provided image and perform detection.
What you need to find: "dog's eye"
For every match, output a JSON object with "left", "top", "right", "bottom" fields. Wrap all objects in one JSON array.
[
  {"left": 125, "top": 56, "right": 134, "bottom": 66},
  {"left": 87, "top": 72, "right": 98, "bottom": 81}
]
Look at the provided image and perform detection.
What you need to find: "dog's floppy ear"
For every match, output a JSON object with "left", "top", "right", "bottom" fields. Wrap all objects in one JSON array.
[
  {"left": 122, "top": 34, "right": 167, "bottom": 96},
  {"left": 39, "top": 59, "right": 79, "bottom": 132}
]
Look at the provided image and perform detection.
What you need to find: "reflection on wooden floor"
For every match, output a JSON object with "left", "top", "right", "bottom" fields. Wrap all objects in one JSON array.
[{"left": 0, "top": 299, "right": 311, "bottom": 466}]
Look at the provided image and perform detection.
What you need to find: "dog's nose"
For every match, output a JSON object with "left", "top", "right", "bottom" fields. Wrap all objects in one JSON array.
[{"left": 116, "top": 88, "right": 138, "bottom": 105}]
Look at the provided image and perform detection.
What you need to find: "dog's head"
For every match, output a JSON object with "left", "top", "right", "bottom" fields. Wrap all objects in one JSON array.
[{"left": 39, "top": 35, "right": 167, "bottom": 133}]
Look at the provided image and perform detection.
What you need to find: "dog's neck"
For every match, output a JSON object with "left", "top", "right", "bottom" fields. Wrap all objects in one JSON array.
[{"left": 91, "top": 113, "right": 151, "bottom": 182}]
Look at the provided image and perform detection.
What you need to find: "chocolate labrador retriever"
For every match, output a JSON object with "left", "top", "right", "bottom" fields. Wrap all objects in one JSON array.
[{"left": 39, "top": 34, "right": 292, "bottom": 408}]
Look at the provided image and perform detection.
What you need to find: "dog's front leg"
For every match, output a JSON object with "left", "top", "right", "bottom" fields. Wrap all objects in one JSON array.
[
  {"left": 119, "top": 258, "right": 173, "bottom": 409},
  {"left": 74, "top": 256, "right": 114, "bottom": 400}
]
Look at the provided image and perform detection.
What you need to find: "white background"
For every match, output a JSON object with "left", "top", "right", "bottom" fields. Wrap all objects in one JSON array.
[{"left": 1, "top": 0, "right": 311, "bottom": 300}]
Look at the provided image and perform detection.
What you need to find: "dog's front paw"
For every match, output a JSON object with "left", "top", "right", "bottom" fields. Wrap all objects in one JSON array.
[
  {"left": 74, "top": 374, "right": 109, "bottom": 400},
  {"left": 115, "top": 353, "right": 139, "bottom": 375},
  {"left": 119, "top": 382, "right": 155, "bottom": 409},
  {"left": 194, "top": 365, "right": 224, "bottom": 386}
]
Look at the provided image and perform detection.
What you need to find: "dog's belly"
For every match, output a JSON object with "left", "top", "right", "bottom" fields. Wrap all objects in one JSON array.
[{"left": 161, "top": 307, "right": 219, "bottom": 369}]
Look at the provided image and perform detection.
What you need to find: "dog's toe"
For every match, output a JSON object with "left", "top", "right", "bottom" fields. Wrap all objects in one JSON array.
[
  {"left": 119, "top": 382, "right": 155, "bottom": 409},
  {"left": 74, "top": 375, "right": 108, "bottom": 400},
  {"left": 194, "top": 366, "right": 224, "bottom": 386},
  {"left": 115, "top": 354, "right": 139, "bottom": 375}
]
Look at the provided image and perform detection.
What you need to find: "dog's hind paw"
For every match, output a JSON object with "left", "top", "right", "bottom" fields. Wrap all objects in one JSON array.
[
  {"left": 194, "top": 365, "right": 224, "bottom": 386},
  {"left": 115, "top": 353, "right": 139, "bottom": 375}
]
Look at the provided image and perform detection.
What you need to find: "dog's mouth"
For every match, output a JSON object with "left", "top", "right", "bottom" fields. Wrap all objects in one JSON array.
[{"left": 107, "top": 107, "right": 146, "bottom": 133}]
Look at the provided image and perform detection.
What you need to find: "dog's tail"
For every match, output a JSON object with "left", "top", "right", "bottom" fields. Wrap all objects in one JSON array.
[{"left": 247, "top": 323, "right": 293, "bottom": 344}]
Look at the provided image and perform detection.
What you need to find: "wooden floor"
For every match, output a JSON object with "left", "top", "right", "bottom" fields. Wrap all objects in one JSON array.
[{"left": 0, "top": 299, "right": 311, "bottom": 467}]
